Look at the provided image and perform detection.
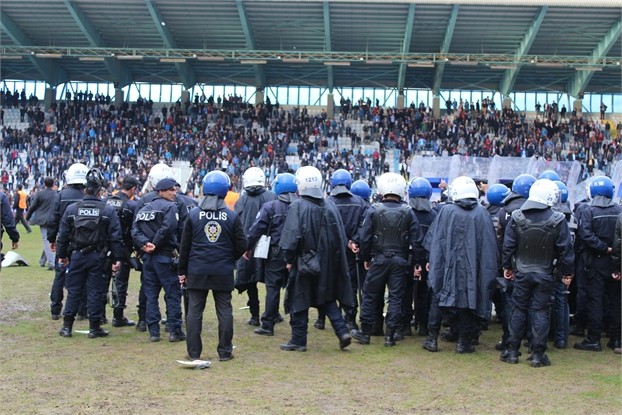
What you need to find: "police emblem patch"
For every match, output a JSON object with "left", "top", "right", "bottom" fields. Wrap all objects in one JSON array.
[{"left": 205, "top": 221, "right": 222, "bottom": 242}]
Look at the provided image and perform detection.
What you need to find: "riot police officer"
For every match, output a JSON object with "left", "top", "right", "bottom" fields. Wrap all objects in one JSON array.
[
  {"left": 404, "top": 178, "right": 437, "bottom": 345},
  {"left": 325, "top": 169, "right": 367, "bottom": 332},
  {"left": 105, "top": 175, "right": 139, "bottom": 327},
  {"left": 350, "top": 173, "right": 421, "bottom": 347},
  {"left": 485, "top": 183, "right": 510, "bottom": 349},
  {"left": 501, "top": 179, "right": 574, "bottom": 367},
  {"left": 48, "top": 162, "right": 89, "bottom": 320},
  {"left": 246, "top": 173, "right": 297, "bottom": 336},
  {"left": 551, "top": 180, "right": 577, "bottom": 349},
  {"left": 179, "top": 171, "right": 247, "bottom": 362},
  {"left": 279, "top": 166, "right": 353, "bottom": 352},
  {"left": 495, "top": 174, "right": 536, "bottom": 350},
  {"left": 235, "top": 167, "right": 275, "bottom": 326},
  {"left": 132, "top": 177, "right": 185, "bottom": 342},
  {"left": 574, "top": 176, "right": 622, "bottom": 352},
  {"left": 57, "top": 169, "right": 125, "bottom": 338},
  {"left": 425, "top": 176, "right": 498, "bottom": 353}
]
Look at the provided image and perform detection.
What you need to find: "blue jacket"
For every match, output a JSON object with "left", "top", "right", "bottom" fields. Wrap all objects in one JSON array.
[
  {"left": 47, "top": 186, "right": 85, "bottom": 243},
  {"left": 56, "top": 196, "right": 125, "bottom": 261},
  {"left": 136, "top": 190, "right": 192, "bottom": 242},
  {"left": 178, "top": 199, "right": 247, "bottom": 291},
  {"left": 247, "top": 198, "right": 291, "bottom": 252},
  {"left": 105, "top": 192, "right": 138, "bottom": 254},
  {"left": 0, "top": 192, "right": 19, "bottom": 244},
  {"left": 131, "top": 196, "right": 179, "bottom": 255}
]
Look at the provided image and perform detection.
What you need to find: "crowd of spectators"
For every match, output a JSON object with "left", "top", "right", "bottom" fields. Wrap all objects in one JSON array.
[{"left": 0, "top": 87, "right": 620, "bottom": 200}]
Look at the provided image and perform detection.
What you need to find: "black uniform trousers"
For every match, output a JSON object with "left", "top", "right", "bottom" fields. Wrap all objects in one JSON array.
[
  {"left": 508, "top": 271, "right": 556, "bottom": 352},
  {"left": 260, "top": 249, "right": 287, "bottom": 330},
  {"left": 113, "top": 261, "right": 131, "bottom": 319},
  {"left": 186, "top": 289, "right": 233, "bottom": 360},
  {"left": 63, "top": 251, "right": 107, "bottom": 323},
  {"left": 359, "top": 255, "right": 407, "bottom": 332},
  {"left": 51, "top": 260, "right": 87, "bottom": 317},
  {"left": 585, "top": 258, "right": 621, "bottom": 342}
]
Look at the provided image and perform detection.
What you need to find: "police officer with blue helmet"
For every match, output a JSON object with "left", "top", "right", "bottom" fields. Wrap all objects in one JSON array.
[
  {"left": 485, "top": 183, "right": 510, "bottom": 351},
  {"left": 538, "top": 170, "right": 561, "bottom": 182},
  {"left": 246, "top": 173, "right": 297, "bottom": 336},
  {"left": 132, "top": 177, "right": 185, "bottom": 343},
  {"left": 575, "top": 176, "right": 622, "bottom": 352},
  {"left": 551, "top": 179, "right": 577, "bottom": 349},
  {"left": 48, "top": 162, "right": 89, "bottom": 320},
  {"left": 179, "top": 171, "right": 247, "bottom": 362},
  {"left": 406, "top": 178, "right": 438, "bottom": 343},
  {"left": 351, "top": 180, "right": 372, "bottom": 204},
  {"left": 105, "top": 176, "right": 140, "bottom": 327},
  {"left": 323, "top": 169, "right": 368, "bottom": 332},
  {"left": 57, "top": 169, "right": 125, "bottom": 339},
  {"left": 487, "top": 184, "right": 510, "bottom": 209}
]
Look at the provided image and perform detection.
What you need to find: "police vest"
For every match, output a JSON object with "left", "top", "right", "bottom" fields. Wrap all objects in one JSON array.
[
  {"left": 371, "top": 203, "right": 412, "bottom": 257},
  {"left": 73, "top": 200, "right": 105, "bottom": 251},
  {"left": 512, "top": 210, "right": 564, "bottom": 274},
  {"left": 107, "top": 195, "right": 132, "bottom": 244}
]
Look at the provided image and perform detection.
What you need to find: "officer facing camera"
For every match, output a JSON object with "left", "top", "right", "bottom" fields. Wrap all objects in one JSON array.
[{"left": 56, "top": 168, "right": 125, "bottom": 339}]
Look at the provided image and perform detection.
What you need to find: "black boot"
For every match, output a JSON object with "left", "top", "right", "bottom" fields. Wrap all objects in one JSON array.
[
  {"left": 59, "top": 315, "right": 74, "bottom": 337},
  {"left": 456, "top": 336, "right": 475, "bottom": 353},
  {"left": 423, "top": 330, "right": 439, "bottom": 352},
  {"left": 112, "top": 308, "right": 135, "bottom": 327},
  {"left": 351, "top": 324, "right": 371, "bottom": 345},
  {"left": 88, "top": 320, "right": 109, "bottom": 339},
  {"left": 384, "top": 327, "right": 396, "bottom": 347}
]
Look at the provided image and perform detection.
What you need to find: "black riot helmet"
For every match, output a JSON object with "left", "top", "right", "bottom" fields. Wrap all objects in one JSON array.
[{"left": 85, "top": 168, "right": 107, "bottom": 194}]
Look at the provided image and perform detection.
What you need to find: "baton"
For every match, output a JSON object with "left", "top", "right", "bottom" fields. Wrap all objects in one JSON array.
[
  {"left": 181, "top": 282, "right": 189, "bottom": 325},
  {"left": 413, "top": 265, "right": 422, "bottom": 328},
  {"left": 355, "top": 254, "right": 363, "bottom": 309},
  {"left": 563, "top": 287, "right": 570, "bottom": 346}
]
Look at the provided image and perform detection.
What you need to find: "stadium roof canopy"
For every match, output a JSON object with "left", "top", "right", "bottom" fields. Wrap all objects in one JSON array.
[{"left": 1, "top": 0, "right": 620, "bottom": 97}]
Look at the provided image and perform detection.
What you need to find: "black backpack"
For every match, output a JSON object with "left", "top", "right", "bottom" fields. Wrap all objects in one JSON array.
[{"left": 73, "top": 201, "right": 105, "bottom": 251}]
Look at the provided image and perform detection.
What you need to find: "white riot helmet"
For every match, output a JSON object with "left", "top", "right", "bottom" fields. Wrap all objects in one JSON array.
[
  {"left": 527, "top": 179, "right": 560, "bottom": 207},
  {"left": 295, "top": 166, "right": 324, "bottom": 198},
  {"left": 243, "top": 167, "right": 266, "bottom": 189},
  {"left": 377, "top": 172, "right": 407, "bottom": 200},
  {"left": 147, "top": 163, "right": 174, "bottom": 191},
  {"left": 449, "top": 176, "right": 478, "bottom": 201},
  {"left": 65, "top": 163, "right": 88, "bottom": 185}
]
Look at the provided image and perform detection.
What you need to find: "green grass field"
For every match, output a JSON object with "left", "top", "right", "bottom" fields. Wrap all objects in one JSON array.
[{"left": 1, "top": 230, "right": 621, "bottom": 414}]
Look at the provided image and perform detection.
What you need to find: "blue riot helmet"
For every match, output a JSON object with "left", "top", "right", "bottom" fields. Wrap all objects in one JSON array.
[
  {"left": 273, "top": 173, "right": 297, "bottom": 195},
  {"left": 408, "top": 177, "right": 433, "bottom": 199},
  {"left": 512, "top": 174, "right": 537, "bottom": 198},
  {"left": 330, "top": 169, "right": 352, "bottom": 190},
  {"left": 589, "top": 176, "right": 614, "bottom": 198},
  {"left": 553, "top": 180, "right": 568, "bottom": 203},
  {"left": 351, "top": 179, "right": 371, "bottom": 200},
  {"left": 538, "top": 170, "right": 561, "bottom": 181},
  {"left": 202, "top": 170, "right": 230, "bottom": 198},
  {"left": 487, "top": 183, "right": 510, "bottom": 207}
]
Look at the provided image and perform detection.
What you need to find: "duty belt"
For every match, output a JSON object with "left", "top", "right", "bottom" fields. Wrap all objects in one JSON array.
[
  {"left": 377, "top": 251, "right": 408, "bottom": 260},
  {"left": 77, "top": 245, "right": 98, "bottom": 254}
]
